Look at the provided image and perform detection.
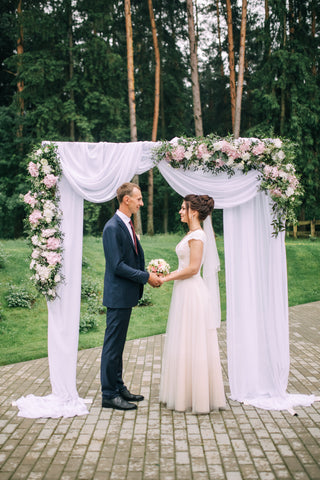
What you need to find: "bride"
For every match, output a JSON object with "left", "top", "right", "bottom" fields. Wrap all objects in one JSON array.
[{"left": 159, "top": 194, "right": 226, "bottom": 414}]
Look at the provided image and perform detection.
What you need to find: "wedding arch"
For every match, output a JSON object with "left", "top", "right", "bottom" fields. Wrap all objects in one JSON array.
[{"left": 14, "top": 139, "right": 316, "bottom": 418}]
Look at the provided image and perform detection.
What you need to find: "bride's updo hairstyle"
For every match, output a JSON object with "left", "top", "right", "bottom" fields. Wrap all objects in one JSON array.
[{"left": 184, "top": 194, "right": 214, "bottom": 221}]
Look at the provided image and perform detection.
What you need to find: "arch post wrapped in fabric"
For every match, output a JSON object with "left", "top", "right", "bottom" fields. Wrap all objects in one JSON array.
[{"left": 14, "top": 140, "right": 316, "bottom": 417}]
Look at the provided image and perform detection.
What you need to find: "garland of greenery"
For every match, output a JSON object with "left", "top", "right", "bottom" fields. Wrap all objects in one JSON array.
[
  {"left": 23, "top": 143, "right": 64, "bottom": 301},
  {"left": 153, "top": 135, "right": 303, "bottom": 236}
]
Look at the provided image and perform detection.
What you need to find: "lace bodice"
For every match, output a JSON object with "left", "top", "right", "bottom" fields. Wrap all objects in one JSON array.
[{"left": 176, "top": 229, "right": 206, "bottom": 274}]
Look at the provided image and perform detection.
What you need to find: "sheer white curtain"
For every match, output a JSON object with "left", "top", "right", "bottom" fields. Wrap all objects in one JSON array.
[{"left": 14, "top": 141, "right": 315, "bottom": 418}]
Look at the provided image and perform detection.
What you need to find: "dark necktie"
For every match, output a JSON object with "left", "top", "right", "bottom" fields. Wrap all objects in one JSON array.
[{"left": 129, "top": 219, "right": 138, "bottom": 253}]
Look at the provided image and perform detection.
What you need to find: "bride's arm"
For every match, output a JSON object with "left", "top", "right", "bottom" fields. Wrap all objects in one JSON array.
[{"left": 161, "top": 239, "right": 203, "bottom": 283}]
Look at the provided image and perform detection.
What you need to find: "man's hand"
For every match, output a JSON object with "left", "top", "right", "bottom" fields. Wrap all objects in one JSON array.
[{"left": 148, "top": 272, "right": 162, "bottom": 288}]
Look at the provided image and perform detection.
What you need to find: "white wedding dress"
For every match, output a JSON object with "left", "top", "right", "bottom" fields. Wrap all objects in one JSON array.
[{"left": 160, "top": 229, "right": 226, "bottom": 413}]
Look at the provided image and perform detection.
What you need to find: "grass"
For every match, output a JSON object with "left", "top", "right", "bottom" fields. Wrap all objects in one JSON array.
[{"left": 0, "top": 235, "right": 319, "bottom": 366}]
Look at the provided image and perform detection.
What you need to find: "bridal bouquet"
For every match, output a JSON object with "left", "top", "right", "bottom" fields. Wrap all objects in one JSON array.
[{"left": 147, "top": 258, "right": 170, "bottom": 276}]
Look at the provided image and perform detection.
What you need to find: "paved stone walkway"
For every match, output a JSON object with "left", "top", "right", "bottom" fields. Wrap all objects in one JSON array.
[{"left": 0, "top": 302, "right": 319, "bottom": 480}]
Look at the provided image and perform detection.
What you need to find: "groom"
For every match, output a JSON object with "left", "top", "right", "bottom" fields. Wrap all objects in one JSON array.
[{"left": 101, "top": 182, "right": 161, "bottom": 410}]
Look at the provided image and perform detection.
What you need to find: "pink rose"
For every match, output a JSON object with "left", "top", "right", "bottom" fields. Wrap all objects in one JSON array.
[
  {"left": 42, "top": 228, "right": 56, "bottom": 238},
  {"left": 46, "top": 237, "right": 61, "bottom": 250},
  {"left": 289, "top": 175, "right": 298, "bottom": 188},
  {"left": 196, "top": 143, "right": 208, "bottom": 159},
  {"left": 239, "top": 141, "right": 251, "bottom": 153},
  {"left": 216, "top": 158, "right": 225, "bottom": 167},
  {"left": 28, "top": 162, "right": 39, "bottom": 177},
  {"left": 29, "top": 209, "right": 42, "bottom": 226},
  {"left": 24, "top": 191, "right": 37, "bottom": 208},
  {"left": 43, "top": 174, "right": 58, "bottom": 188},
  {"left": 270, "top": 188, "right": 282, "bottom": 198},
  {"left": 171, "top": 145, "right": 185, "bottom": 162},
  {"left": 44, "top": 251, "right": 62, "bottom": 265},
  {"left": 271, "top": 166, "right": 280, "bottom": 178},
  {"left": 252, "top": 143, "right": 265, "bottom": 155},
  {"left": 219, "top": 141, "right": 241, "bottom": 160}
]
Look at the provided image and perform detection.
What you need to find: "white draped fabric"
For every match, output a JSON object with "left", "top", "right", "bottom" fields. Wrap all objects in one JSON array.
[{"left": 14, "top": 141, "right": 315, "bottom": 417}]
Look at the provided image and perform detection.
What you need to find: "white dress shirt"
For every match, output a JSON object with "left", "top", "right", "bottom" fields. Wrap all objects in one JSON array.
[{"left": 116, "top": 209, "right": 135, "bottom": 246}]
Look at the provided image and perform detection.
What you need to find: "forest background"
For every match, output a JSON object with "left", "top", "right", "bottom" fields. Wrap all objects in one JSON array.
[{"left": 0, "top": 0, "right": 319, "bottom": 239}]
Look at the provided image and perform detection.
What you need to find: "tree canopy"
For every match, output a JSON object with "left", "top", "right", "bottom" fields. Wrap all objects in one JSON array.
[{"left": 0, "top": 0, "right": 319, "bottom": 237}]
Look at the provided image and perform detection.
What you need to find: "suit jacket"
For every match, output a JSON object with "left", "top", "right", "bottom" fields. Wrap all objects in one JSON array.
[{"left": 102, "top": 214, "right": 149, "bottom": 308}]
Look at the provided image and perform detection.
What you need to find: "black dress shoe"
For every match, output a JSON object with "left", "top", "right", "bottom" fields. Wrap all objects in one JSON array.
[
  {"left": 102, "top": 395, "right": 137, "bottom": 410},
  {"left": 120, "top": 387, "right": 144, "bottom": 402}
]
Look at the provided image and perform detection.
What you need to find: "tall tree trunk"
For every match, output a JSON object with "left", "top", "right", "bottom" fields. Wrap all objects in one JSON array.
[
  {"left": 288, "top": 0, "right": 294, "bottom": 40},
  {"left": 311, "top": 0, "right": 316, "bottom": 76},
  {"left": 186, "top": 0, "right": 203, "bottom": 136},
  {"left": 17, "top": 0, "right": 24, "bottom": 143},
  {"left": 280, "top": 10, "right": 287, "bottom": 136},
  {"left": 234, "top": 0, "right": 247, "bottom": 139},
  {"left": 147, "top": 0, "right": 160, "bottom": 236},
  {"left": 225, "top": 0, "right": 236, "bottom": 132},
  {"left": 68, "top": 5, "right": 75, "bottom": 141},
  {"left": 216, "top": 0, "right": 224, "bottom": 77},
  {"left": 264, "top": 0, "right": 271, "bottom": 59},
  {"left": 124, "top": 0, "right": 142, "bottom": 234}
]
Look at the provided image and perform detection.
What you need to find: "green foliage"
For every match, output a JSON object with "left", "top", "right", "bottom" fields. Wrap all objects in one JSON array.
[
  {"left": 137, "top": 285, "right": 153, "bottom": 307},
  {"left": 81, "top": 276, "right": 101, "bottom": 299},
  {"left": 79, "top": 313, "right": 98, "bottom": 333},
  {"left": 5, "top": 284, "right": 37, "bottom": 309},
  {"left": 0, "top": 244, "right": 9, "bottom": 269}
]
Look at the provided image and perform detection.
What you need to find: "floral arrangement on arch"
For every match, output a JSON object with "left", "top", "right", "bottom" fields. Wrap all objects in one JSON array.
[
  {"left": 153, "top": 135, "right": 303, "bottom": 236},
  {"left": 22, "top": 143, "right": 63, "bottom": 301}
]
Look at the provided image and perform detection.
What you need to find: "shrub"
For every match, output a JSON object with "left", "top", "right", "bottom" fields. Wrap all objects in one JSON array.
[
  {"left": 0, "top": 244, "right": 9, "bottom": 269},
  {"left": 82, "top": 256, "right": 89, "bottom": 268},
  {"left": 81, "top": 277, "right": 101, "bottom": 300},
  {"left": 5, "top": 285, "right": 37, "bottom": 309},
  {"left": 86, "top": 296, "right": 106, "bottom": 315},
  {"left": 79, "top": 313, "right": 98, "bottom": 333},
  {"left": 0, "top": 308, "right": 6, "bottom": 334},
  {"left": 138, "top": 286, "right": 153, "bottom": 307}
]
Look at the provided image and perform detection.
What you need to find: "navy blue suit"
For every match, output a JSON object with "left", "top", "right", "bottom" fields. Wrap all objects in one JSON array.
[{"left": 101, "top": 214, "right": 149, "bottom": 399}]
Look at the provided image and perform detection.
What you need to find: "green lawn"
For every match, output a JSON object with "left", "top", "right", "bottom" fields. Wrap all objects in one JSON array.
[{"left": 0, "top": 235, "right": 319, "bottom": 366}]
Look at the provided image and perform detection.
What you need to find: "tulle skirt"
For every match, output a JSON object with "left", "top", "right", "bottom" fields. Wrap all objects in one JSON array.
[{"left": 160, "top": 276, "right": 226, "bottom": 414}]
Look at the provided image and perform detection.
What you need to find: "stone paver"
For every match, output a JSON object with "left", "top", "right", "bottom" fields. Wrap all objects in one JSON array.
[{"left": 0, "top": 302, "right": 319, "bottom": 480}]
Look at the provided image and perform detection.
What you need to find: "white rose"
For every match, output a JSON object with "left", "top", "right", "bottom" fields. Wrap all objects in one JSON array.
[
  {"left": 242, "top": 153, "right": 251, "bottom": 161},
  {"left": 184, "top": 148, "right": 193, "bottom": 160},
  {"left": 286, "top": 187, "right": 295, "bottom": 197},
  {"left": 35, "top": 149, "right": 42, "bottom": 156},
  {"left": 273, "top": 139, "right": 282, "bottom": 148},
  {"left": 42, "top": 165, "right": 52, "bottom": 175},
  {"left": 277, "top": 150, "right": 285, "bottom": 160},
  {"left": 286, "top": 163, "right": 295, "bottom": 172},
  {"left": 31, "top": 235, "right": 39, "bottom": 246},
  {"left": 40, "top": 159, "right": 48, "bottom": 166},
  {"left": 54, "top": 274, "right": 61, "bottom": 282},
  {"left": 43, "top": 208, "right": 54, "bottom": 220},
  {"left": 44, "top": 200, "right": 55, "bottom": 210}
]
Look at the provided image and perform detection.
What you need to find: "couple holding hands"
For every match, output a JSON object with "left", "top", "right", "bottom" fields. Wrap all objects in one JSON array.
[{"left": 101, "top": 182, "right": 225, "bottom": 414}]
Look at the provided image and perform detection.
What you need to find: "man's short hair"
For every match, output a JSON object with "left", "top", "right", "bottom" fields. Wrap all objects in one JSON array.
[{"left": 116, "top": 182, "right": 141, "bottom": 204}]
